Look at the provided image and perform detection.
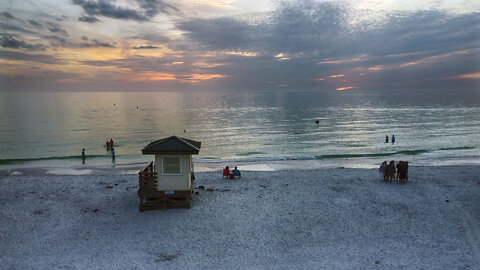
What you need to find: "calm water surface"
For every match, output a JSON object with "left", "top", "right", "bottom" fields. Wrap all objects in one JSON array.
[{"left": 0, "top": 90, "right": 479, "bottom": 168}]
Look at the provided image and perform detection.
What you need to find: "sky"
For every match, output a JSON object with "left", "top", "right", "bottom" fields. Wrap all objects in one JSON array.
[{"left": 0, "top": 0, "right": 479, "bottom": 92}]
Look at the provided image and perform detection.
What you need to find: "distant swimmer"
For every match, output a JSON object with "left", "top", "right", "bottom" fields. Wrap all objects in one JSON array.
[
  {"left": 106, "top": 140, "right": 110, "bottom": 150},
  {"left": 82, "top": 148, "right": 86, "bottom": 164},
  {"left": 136, "top": 106, "right": 139, "bottom": 110},
  {"left": 315, "top": 119, "right": 319, "bottom": 125},
  {"left": 111, "top": 147, "right": 116, "bottom": 162},
  {"left": 110, "top": 138, "right": 114, "bottom": 147},
  {"left": 385, "top": 135, "right": 389, "bottom": 143},
  {"left": 392, "top": 134, "right": 395, "bottom": 144}
]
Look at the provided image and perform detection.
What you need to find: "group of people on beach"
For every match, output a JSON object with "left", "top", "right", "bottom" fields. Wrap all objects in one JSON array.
[
  {"left": 379, "top": 160, "right": 408, "bottom": 184},
  {"left": 223, "top": 166, "right": 241, "bottom": 179},
  {"left": 385, "top": 134, "right": 395, "bottom": 144}
]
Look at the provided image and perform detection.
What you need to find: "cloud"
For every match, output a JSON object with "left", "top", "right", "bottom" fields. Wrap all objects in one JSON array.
[
  {"left": 72, "top": 0, "right": 147, "bottom": 21},
  {"left": 0, "top": 34, "right": 46, "bottom": 51},
  {"left": 72, "top": 0, "right": 177, "bottom": 22},
  {"left": 0, "top": 50, "right": 61, "bottom": 64},
  {"left": 2, "top": 0, "right": 479, "bottom": 91},
  {"left": 176, "top": 17, "right": 251, "bottom": 51},
  {"left": 78, "top": 15, "right": 100, "bottom": 23},
  {"left": 79, "top": 38, "right": 116, "bottom": 48},
  {"left": 0, "top": 23, "right": 36, "bottom": 34},
  {"left": 28, "top": 19, "right": 44, "bottom": 28},
  {"left": 136, "top": 0, "right": 179, "bottom": 17},
  {"left": 46, "top": 23, "right": 68, "bottom": 36},
  {"left": 1, "top": 11, "right": 15, "bottom": 19},
  {"left": 172, "top": 1, "right": 480, "bottom": 89},
  {"left": 45, "top": 35, "right": 69, "bottom": 47},
  {"left": 132, "top": 45, "right": 159, "bottom": 49}
]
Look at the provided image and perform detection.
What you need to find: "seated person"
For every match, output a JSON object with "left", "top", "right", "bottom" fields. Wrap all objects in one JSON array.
[
  {"left": 232, "top": 166, "right": 241, "bottom": 178},
  {"left": 223, "top": 166, "right": 230, "bottom": 178}
]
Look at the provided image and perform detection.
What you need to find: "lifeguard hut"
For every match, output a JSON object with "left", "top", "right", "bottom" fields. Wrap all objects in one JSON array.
[{"left": 138, "top": 136, "right": 201, "bottom": 211}]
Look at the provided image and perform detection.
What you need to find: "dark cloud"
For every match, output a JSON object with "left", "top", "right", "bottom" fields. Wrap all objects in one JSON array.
[
  {"left": 0, "top": 34, "right": 46, "bottom": 51},
  {"left": 129, "top": 32, "right": 171, "bottom": 44},
  {"left": 28, "top": 19, "right": 43, "bottom": 28},
  {"left": 39, "top": 34, "right": 115, "bottom": 49},
  {"left": 47, "top": 23, "right": 68, "bottom": 36},
  {"left": 132, "top": 45, "right": 159, "bottom": 49},
  {"left": 136, "top": 0, "right": 179, "bottom": 17},
  {"left": 0, "top": 50, "right": 61, "bottom": 64},
  {"left": 78, "top": 15, "right": 100, "bottom": 23},
  {"left": 177, "top": 17, "right": 250, "bottom": 51},
  {"left": 45, "top": 35, "right": 69, "bottom": 47},
  {"left": 72, "top": 0, "right": 178, "bottom": 22},
  {"left": 1, "top": 11, "right": 15, "bottom": 19},
  {"left": 0, "top": 23, "right": 36, "bottom": 34},
  {"left": 80, "top": 54, "right": 190, "bottom": 74},
  {"left": 172, "top": 1, "right": 480, "bottom": 89},
  {"left": 72, "top": 0, "right": 148, "bottom": 21},
  {"left": 79, "top": 38, "right": 116, "bottom": 48}
]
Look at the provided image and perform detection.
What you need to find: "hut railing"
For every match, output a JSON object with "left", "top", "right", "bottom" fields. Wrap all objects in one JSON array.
[{"left": 139, "top": 162, "right": 158, "bottom": 190}]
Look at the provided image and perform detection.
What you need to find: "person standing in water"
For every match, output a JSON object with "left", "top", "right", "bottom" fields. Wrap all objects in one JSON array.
[
  {"left": 385, "top": 135, "right": 389, "bottom": 143},
  {"left": 111, "top": 147, "right": 116, "bottom": 162},
  {"left": 392, "top": 134, "right": 396, "bottom": 144}
]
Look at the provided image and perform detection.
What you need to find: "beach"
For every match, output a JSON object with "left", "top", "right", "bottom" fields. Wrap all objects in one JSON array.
[{"left": 0, "top": 163, "right": 479, "bottom": 269}]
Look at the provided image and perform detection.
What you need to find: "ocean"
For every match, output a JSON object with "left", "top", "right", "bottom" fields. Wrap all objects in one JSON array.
[{"left": 1, "top": 89, "right": 479, "bottom": 169}]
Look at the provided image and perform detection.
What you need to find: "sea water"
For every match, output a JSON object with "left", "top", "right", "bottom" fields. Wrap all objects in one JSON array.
[{"left": 0, "top": 89, "right": 479, "bottom": 169}]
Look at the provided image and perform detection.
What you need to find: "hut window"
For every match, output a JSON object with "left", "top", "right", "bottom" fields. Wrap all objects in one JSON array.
[{"left": 162, "top": 156, "right": 182, "bottom": 175}]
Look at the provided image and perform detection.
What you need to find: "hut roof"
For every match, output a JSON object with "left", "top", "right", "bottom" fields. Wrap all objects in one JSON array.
[{"left": 142, "top": 136, "right": 201, "bottom": 155}]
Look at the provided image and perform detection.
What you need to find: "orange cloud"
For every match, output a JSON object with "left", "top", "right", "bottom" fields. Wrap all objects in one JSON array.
[
  {"left": 399, "top": 49, "right": 478, "bottom": 68},
  {"left": 336, "top": 86, "right": 355, "bottom": 91},
  {"left": 368, "top": 66, "right": 383, "bottom": 71},
  {"left": 275, "top": 53, "right": 290, "bottom": 60},
  {"left": 317, "top": 56, "right": 366, "bottom": 65},
  {"left": 226, "top": 51, "right": 258, "bottom": 57},
  {"left": 456, "top": 72, "right": 480, "bottom": 79},
  {"left": 330, "top": 74, "right": 345, "bottom": 78},
  {"left": 128, "top": 72, "right": 176, "bottom": 81},
  {"left": 189, "top": 74, "right": 224, "bottom": 80},
  {"left": 179, "top": 73, "right": 225, "bottom": 83}
]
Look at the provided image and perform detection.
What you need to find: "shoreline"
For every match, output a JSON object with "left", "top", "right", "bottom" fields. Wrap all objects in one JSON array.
[{"left": 1, "top": 157, "right": 479, "bottom": 177}]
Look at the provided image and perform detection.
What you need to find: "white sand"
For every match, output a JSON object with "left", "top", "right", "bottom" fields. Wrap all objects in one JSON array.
[{"left": 0, "top": 165, "right": 479, "bottom": 269}]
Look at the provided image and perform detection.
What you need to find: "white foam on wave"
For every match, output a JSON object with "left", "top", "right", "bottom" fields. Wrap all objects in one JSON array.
[
  {"left": 9, "top": 171, "right": 23, "bottom": 176},
  {"left": 47, "top": 168, "right": 93, "bottom": 175}
]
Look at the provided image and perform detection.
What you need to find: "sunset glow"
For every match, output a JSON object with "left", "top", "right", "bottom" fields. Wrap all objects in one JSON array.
[
  {"left": 457, "top": 73, "right": 480, "bottom": 79},
  {"left": 336, "top": 86, "right": 355, "bottom": 91},
  {"left": 0, "top": 0, "right": 478, "bottom": 91}
]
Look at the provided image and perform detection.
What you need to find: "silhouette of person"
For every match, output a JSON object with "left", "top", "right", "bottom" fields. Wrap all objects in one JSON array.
[{"left": 111, "top": 147, "right": 116, "bottom": 163}]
